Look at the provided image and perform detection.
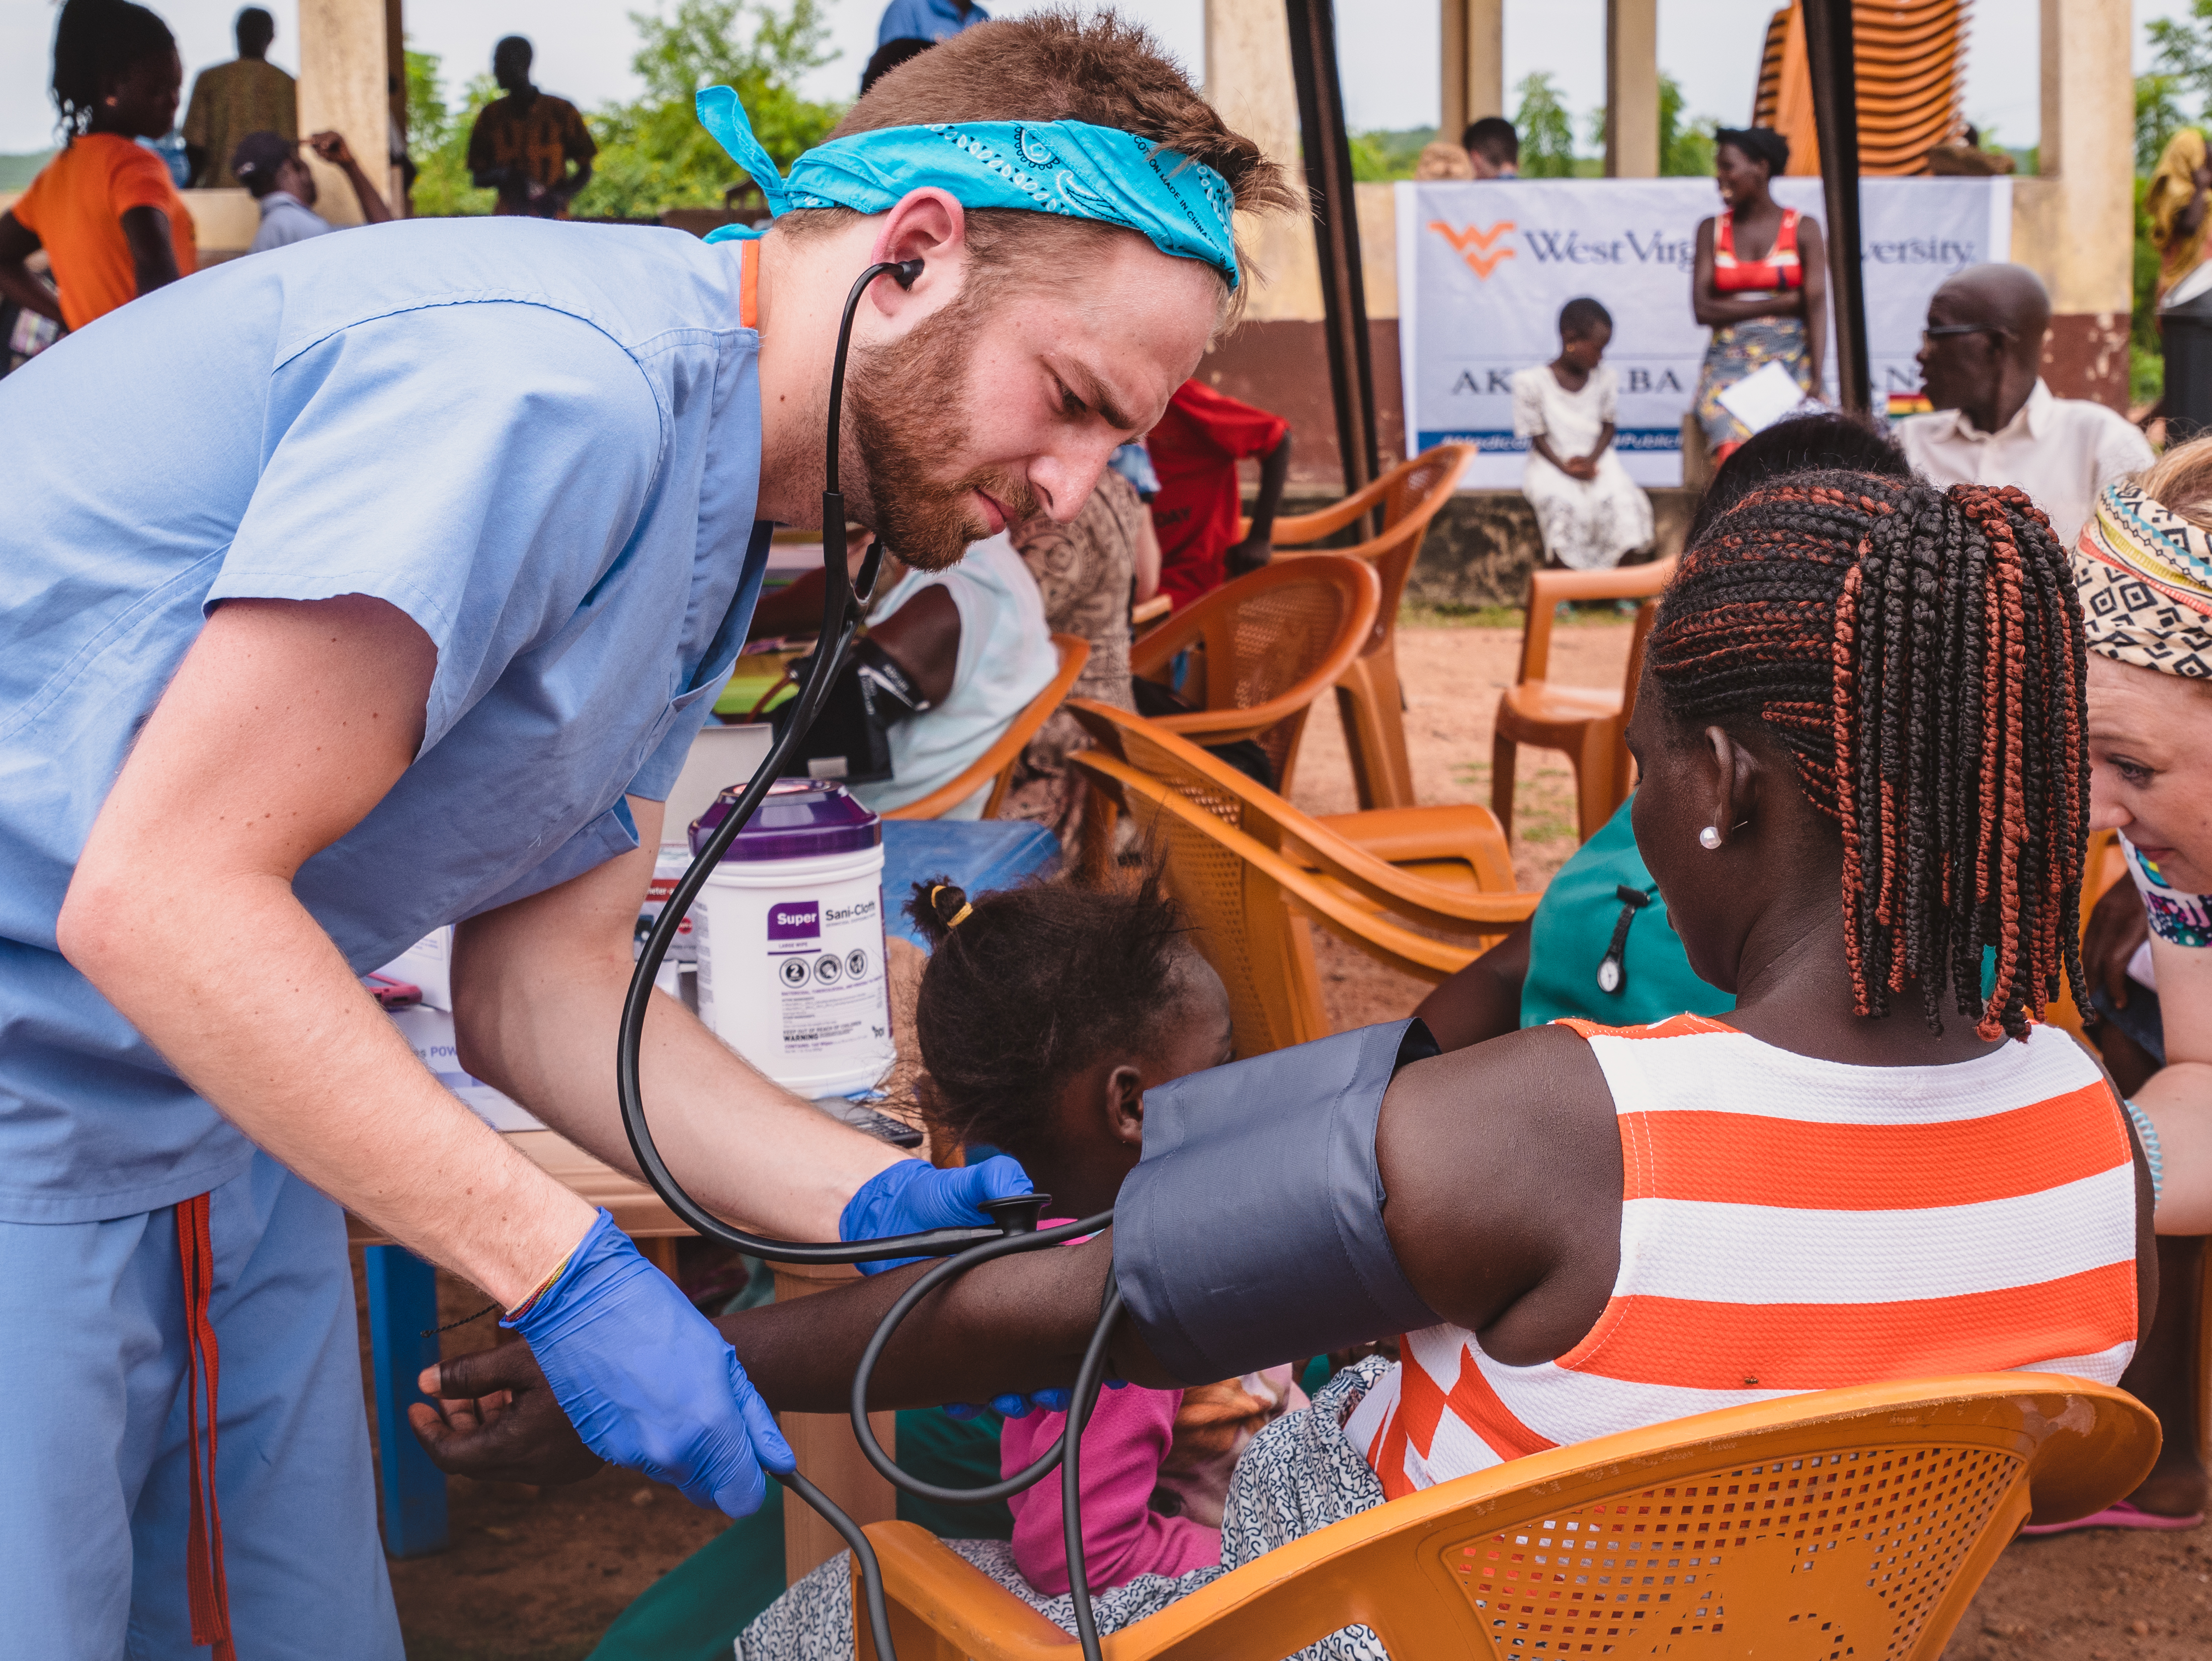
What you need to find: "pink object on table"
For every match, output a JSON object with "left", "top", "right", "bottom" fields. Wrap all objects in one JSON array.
[{"left": 1000, "top": 1383, "right": 1222, "bottom": 1595}]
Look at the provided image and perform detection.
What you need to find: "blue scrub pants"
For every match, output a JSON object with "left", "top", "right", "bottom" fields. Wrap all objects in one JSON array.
[{"left": 0, "top": 1152, "right": 402, "bottom": 1659}]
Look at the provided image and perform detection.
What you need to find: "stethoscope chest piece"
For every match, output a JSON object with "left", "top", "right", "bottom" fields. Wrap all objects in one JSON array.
[{"left": 1597, "top": 883, "right": 1653, "bottom": 995}]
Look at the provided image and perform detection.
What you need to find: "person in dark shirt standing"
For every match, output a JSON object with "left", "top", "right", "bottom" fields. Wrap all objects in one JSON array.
[
  {"left": 1142, "top": 379, "right": 1291, "bottom": 612},
  {"left": 181, "top": 6, "right": 295, "bottom": 188},
  {"left": 466, "top": 36, "right": 595, "bottom": 218}
]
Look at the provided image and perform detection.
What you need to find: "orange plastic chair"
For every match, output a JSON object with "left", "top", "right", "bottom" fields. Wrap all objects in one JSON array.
[
  {"left": 1492, "top": 561, "right": 1677, "bottom": 847},
  {"left": 851, "top": 1372, "right": 2158, "bottom": 1661},
  {"left": 1067, "top": 699, "right": 1534, "bottom": 940},
  {"left": 1069, "top": 740, "right": 1532, "bottom": 1058},
  {"left": 1266, "top": 444, "right": 1475, "bottom": 811},
  {"left": 883, "top": 635, "right": 1090, "bottom": 821},
  {"left": 1129, "top": 555, "right": 1379, "bottom": 801},
  {"left": 2039, "top": 828, "right": 2131, "bottom": 1043}
]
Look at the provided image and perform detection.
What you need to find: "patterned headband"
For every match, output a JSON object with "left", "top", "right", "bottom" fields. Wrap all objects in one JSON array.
[
  {"left": 2072, "top": 479, "right": 2212, "bottom": 679},
  {"left": 694, "top": 86, "right": 1240, "bottom": 289}
]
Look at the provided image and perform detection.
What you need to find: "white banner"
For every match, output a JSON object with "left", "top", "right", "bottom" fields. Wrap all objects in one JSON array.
[{"left": 1395, "top": 177, "right": 2013, "bottom": 487}]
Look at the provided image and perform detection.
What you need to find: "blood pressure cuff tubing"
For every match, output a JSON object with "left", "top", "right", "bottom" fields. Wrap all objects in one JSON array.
[{"left": 1112, "top": 1018, "right": 1441, "bottom": 1383}]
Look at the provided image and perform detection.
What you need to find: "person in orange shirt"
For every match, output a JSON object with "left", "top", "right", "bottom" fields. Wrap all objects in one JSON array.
[{"left": 0, "top": 0, "right": 197, "bottom": 336}]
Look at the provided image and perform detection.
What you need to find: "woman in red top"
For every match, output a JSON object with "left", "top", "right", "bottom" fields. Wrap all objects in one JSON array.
[
  {"left": 0, "top": 0, "right": 197, "bottom": 337},
  {"left": 1690, "top": 126, "right": 1826, "bottom": 462}
]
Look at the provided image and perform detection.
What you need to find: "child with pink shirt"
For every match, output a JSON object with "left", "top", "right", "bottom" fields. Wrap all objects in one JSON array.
[{"left": 739, "top": 870, "right": 1304, "bottom": 1658}]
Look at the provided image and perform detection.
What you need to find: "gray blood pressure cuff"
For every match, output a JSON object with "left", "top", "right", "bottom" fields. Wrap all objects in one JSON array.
[{"left": 1112, "top": 1018, "right": 1440, "bottom": 1383}]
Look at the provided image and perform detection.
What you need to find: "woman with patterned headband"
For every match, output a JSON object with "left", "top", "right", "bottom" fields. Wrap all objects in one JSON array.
[{"left": 2068, "top": 442, "right": 2212, "bottom": 1532}]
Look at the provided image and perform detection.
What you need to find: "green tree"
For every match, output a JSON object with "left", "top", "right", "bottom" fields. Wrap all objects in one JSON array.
[
  {"left": 1514, "top": 72, "right": 1576, "bottom": 179},
  {"left": 2139, "top": 73, "right": 2190, "bottom": 176},
  {"left": 1660, "top": 74, "right": 1716, "bottom": 177},
  {"left": 2148, "top": 0, "right": 2212, "bottom": 108},
  {"left": 1348, "top": 126, "right": 1438, "bottom": 183},
  {"left": 574, "top": 0, "right": 844, "bottom": 221},
  {"left": 405, "top": 46, "right": 499, "bottom": 216}
]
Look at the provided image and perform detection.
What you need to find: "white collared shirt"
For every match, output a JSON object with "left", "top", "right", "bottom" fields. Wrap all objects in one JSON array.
[
  {"left": 248, "top": 190, "right": 334, "bottom": 255},
  {"left": 1894, "top": 379, "right": 2152, "bottom": 547}
]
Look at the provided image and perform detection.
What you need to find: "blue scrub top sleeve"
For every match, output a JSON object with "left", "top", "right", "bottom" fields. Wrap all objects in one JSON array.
[{"left": 207, "top": 303, "right": 666, "bottom": 757}]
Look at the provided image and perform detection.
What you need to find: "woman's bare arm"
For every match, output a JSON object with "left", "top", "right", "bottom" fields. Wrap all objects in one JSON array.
[
  {"left": 121, "top": 205, "right": 181, "bottom": 297},
  {"left": 1691, "top": 214, "right": 1807, "bottom": 328}
]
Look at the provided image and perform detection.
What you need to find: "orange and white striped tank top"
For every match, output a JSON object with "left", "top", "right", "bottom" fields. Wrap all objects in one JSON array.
[{"left": 1345, "top": 1015, "right": 2140, "bottom": 1500}]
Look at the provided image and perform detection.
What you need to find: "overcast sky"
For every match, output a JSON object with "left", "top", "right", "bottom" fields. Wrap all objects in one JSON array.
[{"left": 0, "top": 1, "right": 2183, "bottom": 161}]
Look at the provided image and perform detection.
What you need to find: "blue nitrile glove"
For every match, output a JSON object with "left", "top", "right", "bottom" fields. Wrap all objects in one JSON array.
[
  {"left": 504, "top": 1209, "right": 793, "bottom": 1517},
  {"left": 841, "top": 1154, "right": 1033, "bottom": 1275}
]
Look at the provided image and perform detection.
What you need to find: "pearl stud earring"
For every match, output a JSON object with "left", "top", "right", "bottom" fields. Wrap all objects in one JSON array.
[{"left": 1698, "top": 825, "right": 1723, "bottom": 850}]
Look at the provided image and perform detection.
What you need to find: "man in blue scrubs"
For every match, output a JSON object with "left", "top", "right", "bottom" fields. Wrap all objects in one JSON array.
[{"left": 0, "top": 15, "right": 1284, "bottom": 1655}]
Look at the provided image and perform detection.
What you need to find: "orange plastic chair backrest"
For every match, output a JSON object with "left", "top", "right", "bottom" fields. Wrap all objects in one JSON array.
[
  {"left": 1069, "top": 746, "right": 1495, "bottom": 1057},
  {"left": 1129, "top": 556, "right": 1379, "bottom": 796},
  {"left": 1270, "top": 444, "right": 1474, "bottom": 651},
  {"left": 856, "top": 1372, "right": 2158, "bottom": 1661},
  {"left": 1070, "top": 746, "right": 1331, "bottom": 1054},
  {"left": 1515, "top": 555, "right": 1679, "bottom": 687},
  {"left": 883, "top": 634, "right": 1090, "bottom": 821},
  {"left": 1067, "top": 698, "right": 1535, "bottom": 939}
]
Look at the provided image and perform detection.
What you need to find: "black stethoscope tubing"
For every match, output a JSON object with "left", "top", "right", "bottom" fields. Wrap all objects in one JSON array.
[{"left": 612, "top": 255, "right": 1120, "bottom": 1661}]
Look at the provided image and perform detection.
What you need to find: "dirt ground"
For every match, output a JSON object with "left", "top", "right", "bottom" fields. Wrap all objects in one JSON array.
[{"left": 366, "top": 611, "right": 2201, "bottom": 1658}]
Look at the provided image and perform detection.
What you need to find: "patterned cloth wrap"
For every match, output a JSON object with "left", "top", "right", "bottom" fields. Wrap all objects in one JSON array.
[
  {"left": 2123, "top": 833, "right": 2212, "bottom": 950},
  {"left": 1692, "top": 316, "right": 1811, "bottom": 449},
  {"left": 2073, "top": 479, "right": 2212, "bottom": 681},
  {"left": 736, "top": 1360, "right": 1396, "bottom": 1661},
  {"left": 692, "top": 85, "right": 1240, "bottom": 288}
]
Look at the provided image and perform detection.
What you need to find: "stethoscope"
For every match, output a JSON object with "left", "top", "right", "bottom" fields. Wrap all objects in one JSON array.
[{"left": 618, "top": 256, "right": 1123, "bottom": 1661}]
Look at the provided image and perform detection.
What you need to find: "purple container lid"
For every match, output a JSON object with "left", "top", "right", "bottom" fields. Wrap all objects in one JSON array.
[{"left": 689, "top": 778, "right": 881, "bottom": 861}]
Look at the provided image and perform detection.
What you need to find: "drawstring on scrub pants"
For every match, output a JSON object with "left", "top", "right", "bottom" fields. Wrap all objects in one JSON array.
[{"left": 177, "top": 1192, "right": 235, "bottom": 1661}]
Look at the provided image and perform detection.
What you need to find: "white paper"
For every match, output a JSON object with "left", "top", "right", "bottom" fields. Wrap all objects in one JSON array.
[
  {"left": 388, "top": 1004, "right": 544, "bottom": 1131},
  {"left": 375, "top": 926, "right": 452, "bottom": 1012},
  {"left": 1715, "top": 360, "right": 1814, "bottom": 437}
]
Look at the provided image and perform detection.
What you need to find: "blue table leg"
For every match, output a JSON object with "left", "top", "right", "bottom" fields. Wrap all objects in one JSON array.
[{"left": 364, "top": 1244, "right": 449, "bottom": 1557}]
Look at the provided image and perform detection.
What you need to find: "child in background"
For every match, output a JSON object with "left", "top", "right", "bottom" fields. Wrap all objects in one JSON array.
[
  {"left": 1511, "top": 296, "right": 1654, "bottom": 570},
  {"left": 738, "top": 872, "right": 1303, "bottom": 1659},
  {"left": 1143, "top": 380, "right": 1292, "bottom": 610}
]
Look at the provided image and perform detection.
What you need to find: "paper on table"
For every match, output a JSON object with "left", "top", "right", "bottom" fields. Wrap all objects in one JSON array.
[
  {"left": 388, "top": 1004, "right": 545, "bottom": 1131},
  {"left": 1715, "top": 359, "right": 1814, "bottom": 437}
]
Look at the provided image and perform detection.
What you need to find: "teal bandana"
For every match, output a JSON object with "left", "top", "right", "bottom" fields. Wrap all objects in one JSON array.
[{"left": 693, "top": 85, "right": 1240, "bottom": 289}]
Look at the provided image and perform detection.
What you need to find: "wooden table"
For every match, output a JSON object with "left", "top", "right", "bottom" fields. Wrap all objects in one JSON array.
[{"left": 349, "top": 1131, "right": 691, "bottom": 1558}]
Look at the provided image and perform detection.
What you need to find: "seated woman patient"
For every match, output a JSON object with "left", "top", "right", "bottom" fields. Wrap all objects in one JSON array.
[
  {"left": 419, "top": 475, "right": 2155, "bottom": 1653},
  {"left": 744, "top": 871, "right": 1318, "bottom": 1657}
]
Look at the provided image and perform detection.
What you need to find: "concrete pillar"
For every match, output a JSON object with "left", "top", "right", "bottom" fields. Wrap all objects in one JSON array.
[
  {"left": 2021, "top": 0, "right": 2133, "bottom": 407},
  {"left": 1604, "top": 0, "right": 1660, "bottom": 178},
  {"left": 1204, "top": 0, "right": 1319, "bottom": 323},
  {"left": 1439, "top": 0, "right": 1506, "bottom": 143},
  {"left": 386, "top": 0, "right": 407, "bottom": 212},
  {"left": 297, "top": 0, "right": 394, "bottom": 226}
]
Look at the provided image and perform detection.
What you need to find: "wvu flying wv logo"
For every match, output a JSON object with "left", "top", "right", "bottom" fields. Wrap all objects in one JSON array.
[{"left": 1428, "top": 219, "right": 1516, "bottom": 278}]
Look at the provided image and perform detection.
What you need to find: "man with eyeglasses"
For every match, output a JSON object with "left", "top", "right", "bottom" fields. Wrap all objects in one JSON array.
[{"left": 1893, "top": 263, "right": 2151, "bottom": 546}]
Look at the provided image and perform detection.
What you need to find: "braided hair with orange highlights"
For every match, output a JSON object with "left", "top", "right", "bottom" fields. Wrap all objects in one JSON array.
[{"left": 1648, "top": 471, "right": 2090, "bottom": 1040}]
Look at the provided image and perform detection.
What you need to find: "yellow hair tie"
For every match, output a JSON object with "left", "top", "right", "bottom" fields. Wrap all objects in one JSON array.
[{"left": 929, "top": 884, "right": 974, "bottom": 930}]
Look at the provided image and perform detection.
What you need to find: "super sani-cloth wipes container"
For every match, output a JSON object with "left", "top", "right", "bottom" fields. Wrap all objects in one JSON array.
[{"left": 688, "top": 780, "right": 893, "bottom": 1098}]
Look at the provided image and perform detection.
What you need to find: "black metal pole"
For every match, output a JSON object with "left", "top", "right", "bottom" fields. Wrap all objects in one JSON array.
[
  {"left": 1800, "top": 0, "right": 1869, "bottom": 415},
  {"left": 1283, "top": 0, "right": 1379, "bottom": 500}
]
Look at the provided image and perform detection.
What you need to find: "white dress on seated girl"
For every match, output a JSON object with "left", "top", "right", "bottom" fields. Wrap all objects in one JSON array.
[
  {"left": 1511, "top": 363, "right": 1655, "bottom": 570},
  {"left": 852, "top": 532, "right": 1059, "bottom": 819}
]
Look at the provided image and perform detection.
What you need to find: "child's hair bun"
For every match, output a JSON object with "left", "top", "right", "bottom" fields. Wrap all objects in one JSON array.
[{"left": 905, "top": 877, "right": 971, "bottom": 946}]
